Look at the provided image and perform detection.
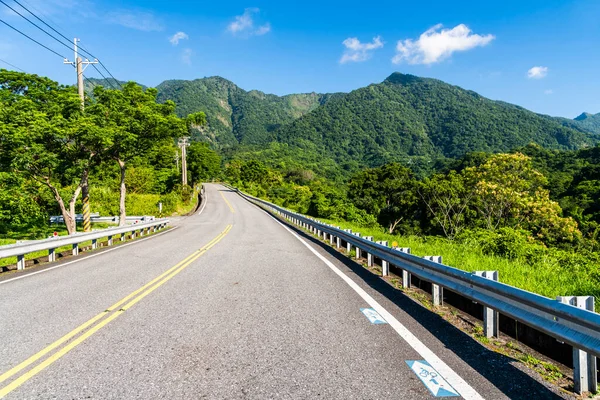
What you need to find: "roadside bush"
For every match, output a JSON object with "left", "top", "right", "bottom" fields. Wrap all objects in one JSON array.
[{"left": 457, "top": 227, "right": 538, "bottom": 259}]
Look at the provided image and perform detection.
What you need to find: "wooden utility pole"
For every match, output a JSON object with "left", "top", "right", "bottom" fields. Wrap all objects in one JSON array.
[
  {"left": 64, "top": 38, "right": 98, "bottom": 232},
  {"left": 178, "top": 137, "right": 190, "bottom": 186}
]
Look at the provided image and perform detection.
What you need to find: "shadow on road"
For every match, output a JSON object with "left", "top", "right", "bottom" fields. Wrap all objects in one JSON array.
[{"left": 271, "top": 213, "right": 567, "bottom": 400}]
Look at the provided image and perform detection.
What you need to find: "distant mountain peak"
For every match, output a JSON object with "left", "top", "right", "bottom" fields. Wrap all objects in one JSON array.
[
  {"left": 575, "top": 112, "right": 594, "bottom": 121},
  {"left": 384, "top": 72, "right": 425, "bottom": 85}
]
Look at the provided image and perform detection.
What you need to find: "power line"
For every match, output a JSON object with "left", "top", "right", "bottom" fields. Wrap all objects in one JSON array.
[
  {"left": 90, "top": 63, "right": 118, "bottom": 90},
  {"left": 0, "top": 0, "right": 74, "bottom": 55},
  {"left": 9, "top": 0, "right": 123, "bottom": 89},
  {"left": 0, "top": 17, "right": 66, "bottom": 59},
  {"left": 0, "top": 58, "right": 25, "bottom": 72}
]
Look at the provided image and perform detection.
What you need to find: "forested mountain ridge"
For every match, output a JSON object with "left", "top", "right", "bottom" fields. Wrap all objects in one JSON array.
[
  {"left": 274, "top": 73, "right": 597, "bottom": 167},
  {"left": 85, "top": 73, "right": 597, "bottom": 169},
  {"left": 155, "top": 77, "right": 340, "bottom": 147},
  {"left": 573, "top": 112, "right": 600, "bottom": 134}
]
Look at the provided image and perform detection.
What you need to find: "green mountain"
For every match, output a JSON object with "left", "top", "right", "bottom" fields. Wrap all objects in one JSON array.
[
  {"left": 155, "top": 77, "right": 339, "bottom": 147},
  {"left": 84, "top": 78, "right": 147, "bottom": 93},
  {"left": 85, "top": 73, "right": 597, "bottom": 170},
  {"left": 573, "top": 112, "right": 600, "bottom": 134},
  {"left": 273, "top": 73, "right": 597, "bottom": 166}
]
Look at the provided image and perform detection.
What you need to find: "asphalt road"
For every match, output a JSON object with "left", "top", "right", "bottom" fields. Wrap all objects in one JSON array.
[{"left": 0, "top": 184, "right": 570, "bottom": 399}]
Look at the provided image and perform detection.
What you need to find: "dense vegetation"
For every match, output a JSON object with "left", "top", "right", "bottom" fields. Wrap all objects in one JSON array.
[
  {"left": 573, "top": 112, "right": 600, "bottom": 134},
  {"left": 155, "top": 77, "right": 339, "bottom": 147},
  {"left": 94, "top": 74, "right": 599, "bottom": 174},
  {"left": 275, "top": 73, "right": 596, "bottom": 166},
  {"left": 0, "top": 70, "right": 220, "bottom": 237}
]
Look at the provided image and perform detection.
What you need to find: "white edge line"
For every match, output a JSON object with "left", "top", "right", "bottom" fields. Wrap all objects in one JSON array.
[
  {"left": 197, "top": 189, "right": 208, "bottom": 216},
  {"left": 265, "top": 211, "right": 484, "bottom": 400},
  {"left": 0, "top": 226, "right": 180, "bottom": 286}
]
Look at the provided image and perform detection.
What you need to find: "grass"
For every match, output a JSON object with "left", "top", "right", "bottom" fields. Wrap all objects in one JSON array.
[{"left": 317, "top": 218, "right": 600, "bottom": 308}]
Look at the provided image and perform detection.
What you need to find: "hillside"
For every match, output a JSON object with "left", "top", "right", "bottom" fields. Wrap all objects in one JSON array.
[
  {"left": 84, "top": 73, "right": 597, "bottom": 171},
  {"left": 573, "top": 112, "right": 600, "bottom": 134},
  {"left": 155, "top": 77, "right": 339, "bottom": 147},
  {"left": 274, "top": 73, "right": 597, "bottom": 165},
  {"left": 84, "top": 78, "right": 147, "bottom": 92}
]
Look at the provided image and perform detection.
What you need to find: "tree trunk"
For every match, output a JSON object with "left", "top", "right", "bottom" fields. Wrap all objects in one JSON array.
[
  {"left": 118, "top": 158, "right": 127, "bottom": 226},
  {"left": 46, "top": 178, "right": 78, "bottom": 235},
  {"left": 81, "top": 167, "right": 90, "bottom": 232}
]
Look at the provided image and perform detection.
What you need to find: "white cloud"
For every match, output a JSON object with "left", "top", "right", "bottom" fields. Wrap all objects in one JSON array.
[
  {"left": 227, "top": 8, "right": 271, "bottom": 37},
  {"left": 340, "top": 36, "right": 384, "bottom": 64},
  {"left": 392, "top": 24, "right": 495, "bottom": 65},
  {"left": 544, "top": 89, "right": 553, "bottom": 95},
  {"left": 255, "top": 23, "right": 271, "bottom": 36},
  {"left": 528, "top": 66, "right": 548, "bottom": 79},
  {"left": 181, "top": 48, "right": 193, "bottom": 65},
  {"left": 107, "top": 10, "right": 163, "bottom": 31},
  {"left": 169, "top": 32, "right": 189, "bottom": 45}
]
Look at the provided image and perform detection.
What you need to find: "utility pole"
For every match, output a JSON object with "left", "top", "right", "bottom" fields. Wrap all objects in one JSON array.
[
  {"left": 64, "top": 38, "right": 98, "bottom": 109},
  {"left": 178, "top": 137, "right": 190, "bottom": 186},
  {"left": 64, "top": 38, "right": 98, "bottom": 232}
]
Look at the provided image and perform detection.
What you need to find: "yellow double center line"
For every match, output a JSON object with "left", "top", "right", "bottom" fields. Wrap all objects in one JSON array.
[
  {"left": 0, "top": 224, "right": 232, "bottom": 398},
  {"left": 220, "top": 191, "right": 235, "bottom": 214}
]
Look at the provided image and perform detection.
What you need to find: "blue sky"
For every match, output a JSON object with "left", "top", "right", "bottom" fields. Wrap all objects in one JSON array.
[{"left": 0, "top": 0, "right": 599, "bottom": 118}]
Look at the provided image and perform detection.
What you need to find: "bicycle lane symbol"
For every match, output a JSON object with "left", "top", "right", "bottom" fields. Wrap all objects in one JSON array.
[{"left": 406, "top": 360, "right": 460, "bottom": 397}]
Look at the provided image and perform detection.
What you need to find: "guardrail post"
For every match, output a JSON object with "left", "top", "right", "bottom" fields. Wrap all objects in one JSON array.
[
  {"left": 139, "top": 228, "right": 144, "bottom": 237},
  {"left": 345, "top": 230, "right": 352, "bottom": 253},
  {"left": 424, "top": 256, "right": 443, "bottom": 306},
  {"left": 557, "top": 296, "right": 597, "bottom": 394},
  {"left": 48, "top": 248, "right": 56, "bottom": 262},
  {"left": 354, "top": 233, "right": 362, "bottom": 259},
  {"left": 72, "top": 243, "right": 79, "bottom": 256},
  {"left": 336, "top": 227, "right": 341, "bottom": 249},
  {"left": 474, "top": 271, "right": 499, "bottom": 338},
  {"left": 395, "top": 247, "right": 411, "bottom": 288},
  {"left": 377, "top": 241, "right": 390, "bottom": 276},
  {"left": 108, "top": 235, "right": 113, "bottom": 246},
  {"left": 329, "top": 231, "right": 334, "bottom": 245},
  {"left": 365, "top": 236, "right": 373, "bottom": 266},
  {"left": 91, "top": 238, "right": 97, "bottom": 250},
  {"left": 17, "top": 254, "right": 25, "bottom": 270}
]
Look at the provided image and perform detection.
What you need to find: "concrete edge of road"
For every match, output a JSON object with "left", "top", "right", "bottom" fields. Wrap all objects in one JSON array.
[{"left": 0, "top": 226, "right": 180, "bottom": 286}]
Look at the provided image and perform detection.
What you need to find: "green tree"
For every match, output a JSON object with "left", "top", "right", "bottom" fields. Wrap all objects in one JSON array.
[
  {"left": 0, "top": 70, "right": 106, "bottom": 234},
  {"left": 187, "top": 142, "right": 221, "bottom": 185},
  {"left": 420, "top": 171, "right": 475, "bottom": 239},
  {"left": 88, "top": 82, "right": 186, "bottom": 225},
  {"left": 348, "top": 163, "right": 418, "bottom": 233}
]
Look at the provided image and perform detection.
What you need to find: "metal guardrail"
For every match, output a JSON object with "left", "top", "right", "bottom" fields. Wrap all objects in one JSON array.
[
  {"left": 230, "top": 188, "right": 600, "bottom": 363},
  {"left": 0, "top": 219, "right": 170, "bottom": 270},
  {"left": 49, "top": 215, "right": 155, "bottom": 224}
]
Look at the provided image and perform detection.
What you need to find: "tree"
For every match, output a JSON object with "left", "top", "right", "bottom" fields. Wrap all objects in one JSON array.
[
  {"left": 348, "top": 163, "right": 418, "bottom": 233},
  {"left": 419, "top": 171, "right": 475, "bottom": 239},
  {"left": 466, "top": 153, "right": 581, "bottom": 245},
  {"left": 187, "top": 142, "right": 221, "bottom": 185},
  {"left": 240, "top": 160, "right": 268, "bottom": 184},
  {"left": 0, "top": 71, "right": 105, "bottom": 234},
  {"left": 88, "top": 82, "right": 186, "bottom": 225}
]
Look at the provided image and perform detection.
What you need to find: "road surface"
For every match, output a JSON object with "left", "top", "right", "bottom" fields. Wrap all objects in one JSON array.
[{"left": 0, "top": 184, "right": 569, "bottom": 399}]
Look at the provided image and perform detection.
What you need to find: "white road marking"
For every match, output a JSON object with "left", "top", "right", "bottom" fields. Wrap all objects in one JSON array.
[
  {"left": 0, "top": 226, "right": 179, "bottom": 286},
  {"left": 269, "top": 214, "right": 484, "bottom": 400},
  {"left": 407, "top": 360, "right": 460, "bottom": 397},
  {"left": 361, "top": 307, "right": 388, "bottom": 324},
  {"left": 197, "top": 190, "right": 208, "bottom": 215}
]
